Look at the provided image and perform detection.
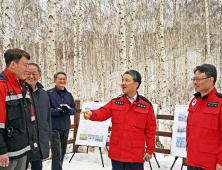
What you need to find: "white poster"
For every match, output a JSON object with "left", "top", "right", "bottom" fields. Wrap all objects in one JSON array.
[
  {"left": 75, "top": 102, "right": 110, "bottom": 147},
  {"left": 171, "top": 105, "right": 189, "bottom": 158}
]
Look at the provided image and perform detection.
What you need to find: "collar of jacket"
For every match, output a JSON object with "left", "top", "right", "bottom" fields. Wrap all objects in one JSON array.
[
  {"left": 55, "top": 85, "right": 67, "bottom": 94},
  {"left": 0, "top": 68, "right": 26, "bottom": 85},
  {"left": 193, "top": 87, "right": 217, "bottom": 100},
  {"left": 136, "top": 91, "right": 140, "bottom": 102},
  {"left": 26, "top": 81, "right": 44, "bottom": 93}
]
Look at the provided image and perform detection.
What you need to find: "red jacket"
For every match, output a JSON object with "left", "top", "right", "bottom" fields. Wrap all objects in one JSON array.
[
  {"left": 90, "top": 94, "right": 156, "bottom": 163},
  {"left": 186, "top": 88, "right": 222, "bottom": 170},
  {"left": 0, "top": 69, "right": 36, "bottom": 160}
]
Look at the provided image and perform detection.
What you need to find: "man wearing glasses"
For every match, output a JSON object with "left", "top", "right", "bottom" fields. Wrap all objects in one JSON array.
[
  {"left": 187, "top": 64, "right": 222, "bottom": 170},
  {"left": 25, "top": 63, "right": 52, "bottom": 170},
  {"left": 0, "top": 49, "right": 37, "bottom": 170}
]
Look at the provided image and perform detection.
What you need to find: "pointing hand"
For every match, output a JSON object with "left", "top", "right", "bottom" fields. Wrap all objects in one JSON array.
[{"left": 81, "top": 110, "right": 92, "bottom": 120}]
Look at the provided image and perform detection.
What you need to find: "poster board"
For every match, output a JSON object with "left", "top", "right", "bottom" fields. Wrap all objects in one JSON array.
[
  {"left": 75, "top": 102, "right": 110, "bottom": 147},
  {"left": 170, "top": 105, "right": 189, "bottom": 158}
]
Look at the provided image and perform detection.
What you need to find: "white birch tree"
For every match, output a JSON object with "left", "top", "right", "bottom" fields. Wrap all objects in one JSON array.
[
  {"left": 72, "top": 0, "right": 78, "bottom": 98},
  {"left": 119, "top": 0, "right": 127, "bottom": 75},
  {"left": 19, "top": 0, "right": 24, "bottom": 49},
  {"left": 48, "top": 0, "right": 56, "bottom": 88},
  {"left": 204, "top": 0, "right": 211, "bottom": 61},
  {"left": 159, "top": 0, "right": 168, "bottom": 149},
  {"left": 78, "top": 0, "right": 83, "bottom": 101},
  {"left": 128, "top": 0, "right": 137, "bottom": 69}
]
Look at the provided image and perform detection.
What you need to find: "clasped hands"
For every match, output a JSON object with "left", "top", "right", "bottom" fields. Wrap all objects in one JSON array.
[{"left": 58, "top": 104, "right": 71, "bottom": 115}]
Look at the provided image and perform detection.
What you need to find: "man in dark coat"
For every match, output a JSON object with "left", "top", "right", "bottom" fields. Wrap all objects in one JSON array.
[
  {"left": 47, "top": 71, "right": 77, "bottom": 170},
  {"left": 25, "top": 63, "right": 52, "bottom": 170}
]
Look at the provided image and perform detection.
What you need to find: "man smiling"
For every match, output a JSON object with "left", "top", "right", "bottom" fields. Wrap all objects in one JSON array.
[
  {"left": 187, "top": 64, "right": 222, "bottom": 170},
  {"left": 0, "top": 49, "right": 37, "bottom": 170},
  {"left": 81, "top": 70, "right": 156, "bottom": 170},
  {"left": 25, "top": 63, "right": 51, "bottom": 170},
  {"left": 47, "top": 72, "right": 77, "bottom": 170}
]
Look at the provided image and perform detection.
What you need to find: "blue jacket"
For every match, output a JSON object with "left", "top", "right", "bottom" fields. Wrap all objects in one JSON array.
[{"left": 47, "top": 86, "right": 77, "bottom": 130}]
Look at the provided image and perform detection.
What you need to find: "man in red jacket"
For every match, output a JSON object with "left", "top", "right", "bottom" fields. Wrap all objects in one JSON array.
[
  {"left": 82, "top": 70, "right": 156, "bottom": 170},
  {"left": 187, "top": 64, "right": 222, "bottom": 170}
]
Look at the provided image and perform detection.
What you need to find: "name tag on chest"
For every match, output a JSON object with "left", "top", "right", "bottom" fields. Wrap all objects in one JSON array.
[
  {"left": 115, "top": 101, "right": 124, "bottom": 105},
  {"left": 137, "top": 103, "right": 146, "bottom": 108},
  {"left": 207, "top": 101, "right": 218, "bottom": 108}
]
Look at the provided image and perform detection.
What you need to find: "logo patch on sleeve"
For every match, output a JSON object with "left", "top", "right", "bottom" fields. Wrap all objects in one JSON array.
[
  {"left": 7, "top": 91, "right": 14, "bottom": 95},
  {"left": 115, "top": 101, "right": 124, "bottom": 105},
  {"left": 137, "top": 103, "right": 146, "bottom": 108},
  {"left": 207, "top": 101, "right": 218, "bottom": 108}
]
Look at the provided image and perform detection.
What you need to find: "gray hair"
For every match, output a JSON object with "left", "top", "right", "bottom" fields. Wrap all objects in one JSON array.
[
  {"left": 123, "top": 70, "right": 142, "bottom": 89},
  {"left": 54, "top": 71, "right": 67, "bottom": 80},
  {"left": 27, "top": 63, "right": 41, "bottom": 73}
]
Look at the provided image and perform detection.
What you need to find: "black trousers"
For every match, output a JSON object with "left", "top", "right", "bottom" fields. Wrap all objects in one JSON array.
[
  {"left": 187, "top": 165, "right": 206, "bottom": 170},
  {"left": 25, "top": 159, "right": 42, "bottom": 170},
  {"left": 51, "top": 130, "right": 69, "bottom": 170},
  {"left": 111, "top": 159, "right": 144, "bottom": 170}
]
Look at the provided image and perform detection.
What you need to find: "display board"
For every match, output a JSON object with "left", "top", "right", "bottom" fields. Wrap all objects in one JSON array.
[
  {"left": 75, "top": 102, "right": 110, "bottom": 147},
  {"left": 170, "top": 105, "right": 189, "bottom": 158}
]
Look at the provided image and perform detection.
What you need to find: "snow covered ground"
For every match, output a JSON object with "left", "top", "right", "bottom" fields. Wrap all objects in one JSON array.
[{"left": 42, "top": 152, "right": 187, "bottom": 170}]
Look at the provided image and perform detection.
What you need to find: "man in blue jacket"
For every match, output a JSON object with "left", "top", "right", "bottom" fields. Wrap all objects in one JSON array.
[{"left": 47, "top": 71, "right": 77, "bottom": 170}]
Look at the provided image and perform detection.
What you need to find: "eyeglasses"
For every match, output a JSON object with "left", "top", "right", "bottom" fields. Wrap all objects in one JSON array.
[
  {"left": 191, "top": 77, "right": 210, "bottom": 82},
  {"left": 18, "top": 63, "right": 28, "bottom": 68},
  {"left": 25, "top": 72, "right": 39, "bottom": 77}
]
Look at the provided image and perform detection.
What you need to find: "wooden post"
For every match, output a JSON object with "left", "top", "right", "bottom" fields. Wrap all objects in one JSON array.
[{"left": 73, "top": 100, "right": 80, "bottom": 152}]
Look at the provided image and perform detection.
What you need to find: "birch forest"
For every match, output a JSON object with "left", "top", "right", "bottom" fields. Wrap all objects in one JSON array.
[{"left": 0, "top": 0, "right": 222, "bottom": 149}]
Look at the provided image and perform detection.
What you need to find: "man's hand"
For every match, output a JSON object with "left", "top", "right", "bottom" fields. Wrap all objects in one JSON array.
[
  {"left": 58, "top": 108, "right": 65, "bottom": 115},
  {"left": 216, "top": 163, "right": 222, "bottom": 170},
  {"left": 61, "top": 104, "right": 71, "bottom": 113},
  {"left": 80, "top": 111, "right": 92, "bottom": 120},
  {"left": 143, "top": 153, "right": 152, "bottom": 162},
  {"left": 0, "top": 154, "right": 9, "bottom": 167}
]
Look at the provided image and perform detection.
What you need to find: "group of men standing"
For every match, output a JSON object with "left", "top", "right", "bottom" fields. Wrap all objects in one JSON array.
[
  {"left": 0, "top": 47, "right": 222, "bottom": 170},
  {"left": 0, "top": 48, "right": 77, "bottom": 170}
]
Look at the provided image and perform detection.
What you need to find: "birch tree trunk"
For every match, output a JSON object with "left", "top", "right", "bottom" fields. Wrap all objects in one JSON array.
[
  {"left": 61, "top": 0, "right": 66, "bottom": 72},
  {"left": 220, "top": 0, "right": 222, "bottom": 91},
  {"left": 184, "top": 0, "right": 189, "bottom": 104},
  {"left": 201, "top": 0, "right": 206, "bottom": 63},
  {"left": 19, "top": 0, "right": 24, "bottom": 49},
  {"left": 1, "top": 0, "right": 6, "bottom": 69},
  {"left": 171, "top": 0, "right": 177, "bottom": 115},
  {"left": 204, "top": 0, "right": 211, "bottom": 61},
  {"left": 119, "top": 0, "right": 127, "bottom": 75},
  {"left": 159, "top": 0, "right": 168, "bottom": 149},
  {"left": 78, "top": 0, "right": 83, "bottom": 101},
  {"left": 48, "top": 0, "right": 56, "bottom": 88},
  {"left": 37, "top": 0, "right": 42, "bottom": 67},
  {"left": 72, "top": 0, "right": 78, "bottom": 98},
  {"left": 128, "top": 0, "right": 137, "bottom": 69},
  {"left": 4, "top": 0, "right": 10, "bottom": 52}
]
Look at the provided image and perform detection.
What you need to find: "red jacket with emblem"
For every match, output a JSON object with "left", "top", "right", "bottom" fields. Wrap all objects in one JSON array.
[
  {"left": 89, "top": 94, "right": 156, "bottom": 163},
  {"left": 186, "top": 88, "right": 222, "bottom": 170},
  {"left": 0, "top": 68, "right": 37, "bottom": 160}
]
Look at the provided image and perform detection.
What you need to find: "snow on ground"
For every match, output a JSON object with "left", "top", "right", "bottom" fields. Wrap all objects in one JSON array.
[{"left": 43, "top": 152, "right": 187, "bottom": 170}]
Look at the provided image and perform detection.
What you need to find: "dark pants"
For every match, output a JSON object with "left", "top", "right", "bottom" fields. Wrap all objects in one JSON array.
[
  {"left": 111, "top": 159, "right": 144, "bottom": 170},
  {"left": 187, "top": 166, "right": 206, "bottom": 170},
  {"left": 51, "top": 130, "right": 69, "bottom": 170},
  {"left": 25, "top": 160, "right": 42, "bottom": 170}
]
